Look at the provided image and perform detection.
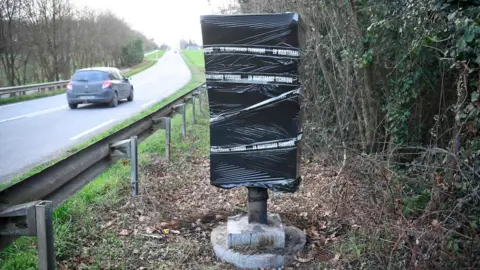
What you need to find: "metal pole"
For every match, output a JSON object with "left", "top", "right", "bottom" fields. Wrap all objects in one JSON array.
[
  {"left": 35, "top": 201, "right": 55, "bottom": 270},
  {"left": 181, "top": 104, "right": 187, "bottom": 138},
  {"left": 164, "top": 117, "right": 171, "bottom": 162},
  {"left": 198, "top": 92, "right": 203, "bottom": 113},
  {"left": 247, "top": 187, "right": 268, "bottom": 224},
  {"left": 130, "top": 136, "right": 138, "bottom": 196},
  {"left": 192, "top": 97, "right": 197, "bottom": 124}
]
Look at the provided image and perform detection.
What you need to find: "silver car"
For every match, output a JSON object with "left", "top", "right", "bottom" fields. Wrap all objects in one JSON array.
[{"left": 66, "top": 67, "right": 133, "bottom": 109}]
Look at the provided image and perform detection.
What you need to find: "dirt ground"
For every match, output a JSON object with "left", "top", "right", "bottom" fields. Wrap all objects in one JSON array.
[{"left": 61, "top": 143, "right": 354, "bottom": 269}]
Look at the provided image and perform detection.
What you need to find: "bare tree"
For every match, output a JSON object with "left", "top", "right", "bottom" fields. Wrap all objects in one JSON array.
[
  {"left": 0, "top": 0, "right": 157, "bottom": 86},
  {"left": 0, "top": 0, "right": 26, "bottom": 86}
]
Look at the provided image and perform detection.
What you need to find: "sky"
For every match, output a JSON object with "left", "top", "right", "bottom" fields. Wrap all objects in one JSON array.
[{"left": 74, "top": 0, "right": 229, "bottom": 48}]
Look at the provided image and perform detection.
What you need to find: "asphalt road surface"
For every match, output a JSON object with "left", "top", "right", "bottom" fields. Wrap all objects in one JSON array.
[{"left": 0, "top": 51, "right": 191, "bottom": 183}]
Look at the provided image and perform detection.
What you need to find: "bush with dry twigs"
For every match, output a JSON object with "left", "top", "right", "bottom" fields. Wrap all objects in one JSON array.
[{"left": 209, "top": 0, "right": 480, "bottom": 268}]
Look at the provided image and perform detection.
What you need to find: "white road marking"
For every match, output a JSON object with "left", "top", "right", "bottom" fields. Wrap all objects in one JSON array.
[
  {"left": 141, "top": 100, "right": 156, "bottom": 108},
  {"left": 0, "top": 105, "right": 68, "bottom": 124},
  {"left": 69, "top": 119, "right": 117, "bottom": 141}
]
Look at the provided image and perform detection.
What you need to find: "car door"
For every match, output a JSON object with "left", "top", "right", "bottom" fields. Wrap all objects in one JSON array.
[
  {"left": 115, "top": 69, "right": 129, "bottom": 98},
  {"left": 109, "top": 70, "right": 123, "bottom": 96},
  {"left": 121, "top": 70, "right": 131, "bottom": 98}
]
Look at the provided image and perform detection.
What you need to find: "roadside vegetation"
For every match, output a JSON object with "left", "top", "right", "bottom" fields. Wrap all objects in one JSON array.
[
  {"left": 0, "top": 0, "right": 158, "bottom": 87},
  {"left": 0, "top": 50, "right": 205, "bottom": 269},
  {"left": 145, "top": 50, "right": 166, "bottom": 60},
  {"left": 123, "top": 58, "right": 161, "bottom": 78},
  {"left": 2, "top": 0, "right": 478, "bottom": 269},
  {"left": 231, "top": 1, "right": 479, "bottom": 269}
]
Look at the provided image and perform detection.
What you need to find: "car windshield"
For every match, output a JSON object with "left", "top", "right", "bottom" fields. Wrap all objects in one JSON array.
[{"left": 72, "top": 71, "right": 107, "bottom": 82}]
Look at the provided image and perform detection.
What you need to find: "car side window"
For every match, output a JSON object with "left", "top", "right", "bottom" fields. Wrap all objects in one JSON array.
[
  {"left": 116, "top": 70, "right": 125, "bottom": 80},
  {"left": 108, "top": 72, "right": 116, "bottom": 80}
]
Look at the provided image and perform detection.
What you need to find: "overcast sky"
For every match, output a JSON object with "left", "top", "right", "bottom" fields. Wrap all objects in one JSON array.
[{"left": 74, "top": 0, "right": 226, "bottom": 48}]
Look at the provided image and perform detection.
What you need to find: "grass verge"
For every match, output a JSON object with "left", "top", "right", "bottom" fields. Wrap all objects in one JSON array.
[
  {"left": 144, "top": 50, "right": 166, "bottom": 60},
  {"left": 0, "top": 56, "right": 163, "bottom": 106},
  {"left": 0, "top": 50, "right": 206, "bottom": 269},
  {"left": 182, "top": 50, "right": 205, "bottom": 69},
  {"left": 124, "top": 59, "right": 158, "bottom": 78}
]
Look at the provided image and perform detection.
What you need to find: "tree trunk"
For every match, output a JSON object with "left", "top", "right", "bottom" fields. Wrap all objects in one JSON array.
[{"left": 348, "top": 0, "right": 379, "bottom": 152}]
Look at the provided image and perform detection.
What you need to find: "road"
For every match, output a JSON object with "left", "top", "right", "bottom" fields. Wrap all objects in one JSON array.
[{"left": 0, "top": 51, "right": 191, "bottom": 183}]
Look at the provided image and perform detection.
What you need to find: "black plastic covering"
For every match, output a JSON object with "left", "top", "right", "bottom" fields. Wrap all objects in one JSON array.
[{"left": 201, "top": 13, "right": 305, "bottom": 193}]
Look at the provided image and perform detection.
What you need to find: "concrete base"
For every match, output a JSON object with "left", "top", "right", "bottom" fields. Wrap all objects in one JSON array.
[
  {"left": 227, "top": 214, "right": 285, "bottom": 248},
  {"left": 211, "top": 215, "right": 306, "bottom": 269}
]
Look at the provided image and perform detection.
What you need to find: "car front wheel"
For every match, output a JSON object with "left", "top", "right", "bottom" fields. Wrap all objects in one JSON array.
[{"left": 68, "top": 103, "right": 78, "bottom": 109}]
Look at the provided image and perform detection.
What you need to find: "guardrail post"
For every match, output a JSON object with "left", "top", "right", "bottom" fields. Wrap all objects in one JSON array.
[
  {"left": 197, "top": 91, "right": 203, "bottom": 113},
  {"left": 110, "top": 136, "right": 138, "bottom": 196},
  {"left": 182, "top": 105, "right": 187, "bottom": 137},
  {"left": 173, "top": 104, "right": 186, "bottom": 138},
  {"left": 192, "top": 96, "right": 197, "bottom": 124},
  {"left": 199, "top": 87, "right": 208, "bottom": 113},
  {"left": 185, "top": 96, "right": 196, "bottom": 124},
  {"left": 130, "top": 136, "right": 138, "bottom": 196},
  {"left": 0, "top": 201, "right": 55, "bottom": 270},
  {"left": 199, "top": 85, "right": 208, "bottom": 112},
  {"left": 36, "top": 201, "right": 55, "bottom": 270},
  {"left": 165, "top": 117, "right": 171, "bottom": 162},
  {"left": 152, "top": 117, "right": 172, "bottom": 162}
]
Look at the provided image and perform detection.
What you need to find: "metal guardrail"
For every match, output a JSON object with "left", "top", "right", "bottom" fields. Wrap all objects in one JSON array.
[
  {"left": 0, "top": 80, "right": 70, "bottom": 97},
  {"left": 0, "top": 69, "right": 131, "bottom": 98},
  {"left": 0, "top": 83, "right": 207, "bottom": 269}
]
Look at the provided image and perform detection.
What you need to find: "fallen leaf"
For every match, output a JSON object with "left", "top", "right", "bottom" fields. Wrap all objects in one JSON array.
[
  {"left": 139, "top": 233, "right": 163, "bottom": 239},
  {"left": 294, "top": 254, "right": 314, "bottom": 263},
  {"left": 146, "top": 227, "right": 155, "bottom": 234},
  {"left": 139, "top": 216, "right": 149, "bottom": 222},
  {"left": 118, "top": 229, "right": 130, "bottom": 236},
  {"left": 162, "top": 229, "right": 170, "bottom": 235},
  {"left": 100, "top": 221, "right": 114, "bottom": 231},
  {"left": 319, "top": 221, "right": 327, "bottom": 230},
  {"left": 120, "top": 201, "right": 131, "bottom": 209},
  {"left": 158, "top": 220, "right": 179, "bottom": 229},
  {"left": 74, "top": 257, "right": 86, "bottom": 263},
  {"left": 59, "top": 262, "right": 68, "bottom": 270},
  {"left": 331, "top": 253, "right": 341, "bottom": 262}
]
